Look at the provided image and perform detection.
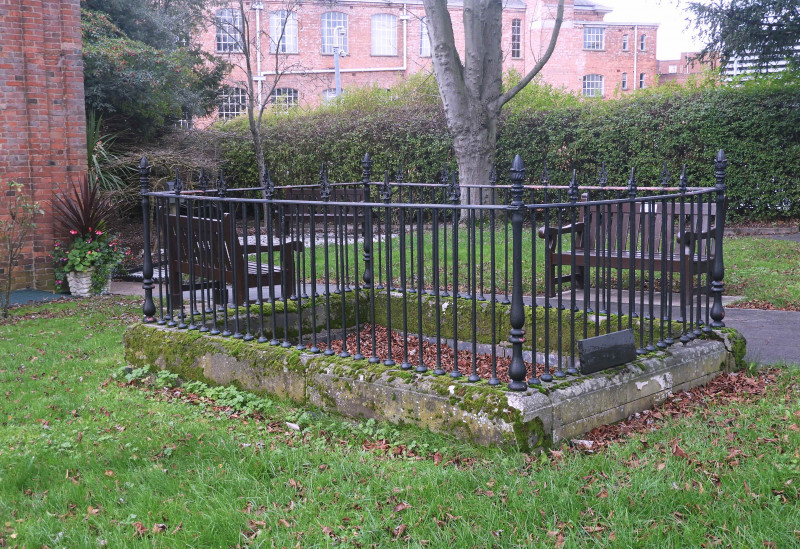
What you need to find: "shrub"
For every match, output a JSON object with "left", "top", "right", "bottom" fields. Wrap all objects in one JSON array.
[{"left": 214, "top": 75, "right": 800, "bottom": 222}]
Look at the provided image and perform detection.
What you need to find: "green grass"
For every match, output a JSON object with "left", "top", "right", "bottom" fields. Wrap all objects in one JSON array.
[
  {"left": 254, "top": 225, "right": 800, "bottom": 308},
  {"left": 724, "top": 236, "right": 800, "bottom": 308},
  {"left": 1, "top": 298, "right": 799, "bottom": 547}
]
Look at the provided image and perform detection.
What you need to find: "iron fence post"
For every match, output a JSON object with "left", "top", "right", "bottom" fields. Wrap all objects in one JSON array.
[
  {"left": 508, "top": 155, "right": 528, "bottom": 391},
  {"left": 140, "top": 156, "right": 156, "bottom": 323},
  {"left": 362, "top": 153, "right": 373, "bottom": 289},
  {"left": 710, "top": 150, "right": 726, "bottom": 328}
]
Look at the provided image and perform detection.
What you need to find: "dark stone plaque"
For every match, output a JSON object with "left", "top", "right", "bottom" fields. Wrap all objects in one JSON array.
[{"left": 577, "top": 329, "right": 637, "bottom": 375}]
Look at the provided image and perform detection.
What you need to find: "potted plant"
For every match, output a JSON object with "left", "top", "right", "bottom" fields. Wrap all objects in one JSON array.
[{"left": 51, "top": 178, "right": 130, "bottom": 296}]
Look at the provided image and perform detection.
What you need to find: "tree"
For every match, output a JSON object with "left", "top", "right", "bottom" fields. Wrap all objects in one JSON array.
[
  {"left": 1, "top": 180, "right": 43, "bottom": 318},
  {"left": 688, "top": 0, "right": 800, "bottom": 70},
  {"left": 82, "top": 0, "right": 230, "bottom": 138},
  {"left": 421, "top": 0, "right": 564, "bottom": 203},
  {"left": 212, "top": 0, "right": 320, "bottom": 187}
]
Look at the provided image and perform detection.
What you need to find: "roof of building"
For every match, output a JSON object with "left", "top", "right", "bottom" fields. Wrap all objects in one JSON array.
[{"left": 574, "top": 0, "right": 612, "bottom": 13}]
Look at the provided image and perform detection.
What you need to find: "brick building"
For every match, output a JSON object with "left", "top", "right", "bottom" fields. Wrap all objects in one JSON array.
[
  {"left": 657, "top": 52, "right": 715, "bottom": 85},
  {"left": 197, "top": 0, "right": 659, "bottom": 122},
  {"left": 0, "top": 0, "right": 87, "bottom": 291}
]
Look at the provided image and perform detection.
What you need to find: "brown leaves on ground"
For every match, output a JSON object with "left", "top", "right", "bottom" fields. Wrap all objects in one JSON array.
[
  {"left": 583, "top": 370, "right": 775, "bottom": 449},
  {"left": 316, "top": 324, "right": 548, "bottom": 383}
]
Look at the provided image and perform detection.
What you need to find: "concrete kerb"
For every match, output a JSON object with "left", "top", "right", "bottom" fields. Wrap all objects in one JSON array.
[{"left": 123, "top": 323, "right": 736, "bottom": 451}]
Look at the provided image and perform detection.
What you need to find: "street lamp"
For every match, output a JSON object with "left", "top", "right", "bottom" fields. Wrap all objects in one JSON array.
[
  {"left": 251, "top": 1, "right": 264, "bottom": 104},
  {"left": 333, "top": 26, "right": 346, "bottom": 97}
]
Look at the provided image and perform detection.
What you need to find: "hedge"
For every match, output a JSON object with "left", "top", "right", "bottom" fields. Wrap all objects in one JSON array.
[{"left": 219, "top": 78, "right": 800, "bottom": 222}]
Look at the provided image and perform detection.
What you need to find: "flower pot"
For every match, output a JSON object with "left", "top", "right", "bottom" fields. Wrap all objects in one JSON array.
[
  {"left": 66, "top": 269, "right": 111, "bottom": 297},
  {"left": 66, "top": 270, "right": 94, "bottom": 297}
]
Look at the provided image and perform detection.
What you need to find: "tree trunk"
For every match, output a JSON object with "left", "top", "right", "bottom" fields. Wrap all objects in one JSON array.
[{"left": 451, "top": 104, "right": 497, "bottom": 206}]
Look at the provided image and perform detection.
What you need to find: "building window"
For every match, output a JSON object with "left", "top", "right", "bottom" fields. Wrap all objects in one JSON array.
[
  {"left": 218, "top": 87, "right": 247, "bottom": 119},
  {"left": 420, "top": 17, "right": 431, "bottom": 57},
  {"left": 582, "top": 74, "right": 603, "bottom": 97},
  {"left": 216, "top": 8, "right": 242, "bottom": 53},
  {"left": 621, "top": 72, "right": 628, "bottom": 90},
  {"left": 640, "top": 34, "right": 646, "bottom": 51},
  {"left": 622, "top": 34, "right": 629, "bottom": 51},
  {"left": 271, "top": 88, "right": 298, "bottom": 111},
  {"left": 270, "top": 10, "right": 298, "bottom": 54},
  {"left": 322, "top": 88, "right": 337, "bottom": 103},
  {"left": 371, "top": 14, "right": 397, "bottom": 56},
  {"left": 511, "top": 19, "right": 522, "bottom": 59},
  {"left": 583, "top": 27, "right": 604, "bottom": 50},
  {"left": 639, "top": 73, "right": 646, "bottom": 89},
  {"left": 321, "top": 12, "right": 348, "bottom": 54}
]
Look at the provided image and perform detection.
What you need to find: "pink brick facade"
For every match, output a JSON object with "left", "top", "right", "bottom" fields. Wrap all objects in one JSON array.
[
  {"left": 658, "top": 52, "right": 716, "bottom": 85},
  {"left": 0, "top": 0, "right": 87, "bottom": 291},
  {"left": 197, "top": 0, "right": 659, "bottom": 121}
]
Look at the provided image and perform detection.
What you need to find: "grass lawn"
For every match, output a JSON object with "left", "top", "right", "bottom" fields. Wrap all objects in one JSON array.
[
  {"left": 254, "top": 222, "right": 800, "bottom": 308},
  {"left": 724, "top": 236, "right": 800, "bottom": 309},
  {"left": 1, "top": 298, "right": 798, "bottom": 547}
]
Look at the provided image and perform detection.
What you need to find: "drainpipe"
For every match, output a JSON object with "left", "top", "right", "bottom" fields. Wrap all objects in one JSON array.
[{"left": 633, "top": 24, "right": 638, "bottom": 90}]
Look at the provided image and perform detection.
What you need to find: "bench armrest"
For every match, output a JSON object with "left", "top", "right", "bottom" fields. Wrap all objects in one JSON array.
[
  {"left": 537, "top": 223, "right": 585, "bottom": 246},
  {"left": 676, "top": 226, "right": 716, "bottom": 253}
]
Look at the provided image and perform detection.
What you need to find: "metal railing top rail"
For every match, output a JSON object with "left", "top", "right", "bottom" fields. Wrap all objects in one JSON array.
[{"left": 143, "top": 186, "right": 718, "bottom": 210}]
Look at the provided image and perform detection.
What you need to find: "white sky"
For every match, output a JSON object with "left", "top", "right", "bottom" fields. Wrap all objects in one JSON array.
[{"left": 600, "top": 0, "right": 704, "bottom": 60}]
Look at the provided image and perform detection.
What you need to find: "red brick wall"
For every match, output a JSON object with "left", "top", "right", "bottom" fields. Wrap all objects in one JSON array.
[
  {"left": 194, "top": 1, "right": 527, "bottom": 122},
  {"left": 197, "top": 0, "right": 661, "bottom": 119},
  {"left": 0, "top": 0, "right": 87, "bottom": 291}
]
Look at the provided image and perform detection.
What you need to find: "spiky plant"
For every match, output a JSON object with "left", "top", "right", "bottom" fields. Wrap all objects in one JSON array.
[{"left": 53, "top": 177, "right": 117, "bottom": 240}]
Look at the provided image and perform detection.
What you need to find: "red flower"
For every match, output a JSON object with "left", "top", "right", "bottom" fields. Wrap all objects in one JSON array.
[{"left": 70, "top": 230, "right": 78, "bottom": 235}]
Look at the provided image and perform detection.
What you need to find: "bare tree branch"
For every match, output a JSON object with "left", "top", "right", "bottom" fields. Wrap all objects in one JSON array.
[{"left": 494, "top": 0, "right": 564, "bottom": 110}]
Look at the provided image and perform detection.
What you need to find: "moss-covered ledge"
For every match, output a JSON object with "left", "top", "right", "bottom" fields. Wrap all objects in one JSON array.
[{"left": 123, "top": 323, "right": 743, "bottom": 451}]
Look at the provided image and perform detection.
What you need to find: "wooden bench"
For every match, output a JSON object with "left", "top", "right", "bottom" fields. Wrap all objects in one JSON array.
[
  {"left": 537, "top": 196, "right": 718, "bottom": 304},
  {"left": 279, "top": 186, "right": 364, "bottom": 232},
  {"left": 164, "top": 212, "right": 303, "bottom": 307}
]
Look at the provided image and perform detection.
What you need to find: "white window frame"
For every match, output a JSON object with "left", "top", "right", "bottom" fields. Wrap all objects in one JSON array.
[
  {"left": 621, "top": 72, "right": 628, "bottom": 90},
  {"left": 270, "top": 10, "right": 298, "bottom": 54},
  {"left": 371, "top": 14, "right": 397, "bottom": 56},
  {"left": 218, "top": 87, "right": 247, "bottom": 119},
  {"left": 640, "top": 34, "right": 647, "bottom": 51},
  {"left": 420, "top": 16, "right": 431, "bottom": 57},
  {"left": 216, "top": 8, "right": 242, "bottom": 53},
  {"left": 271, "top": 88, "right": 299, "bottom": 112},
  {"left": 511, "top": 19, "right": 522, "bottom": 59},
  {"left": 582, "top": 74, "right": 604, "bottom": 97},
  {"left": 622, "top": 34, "right": 629, "bottom": 51},
  {"left": 639, "top": 72, "right": 646, "bottom": 89},
  {"left": 322, "top": 88, "right": 340, "bottom": 103},
  {"left": 321, "top": 11, "right": 348, "bottom": 54},
  {"left": 583, "top": 27, "right": 604, "bottom": 50}
]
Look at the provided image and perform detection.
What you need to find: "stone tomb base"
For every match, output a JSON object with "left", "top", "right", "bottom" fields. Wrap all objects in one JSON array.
[
  {"left": 123, "top": 324, "right": 742, "bottom": 451},
  {"left": 124, "top": 324, "right": 740, "bottom": 451}
]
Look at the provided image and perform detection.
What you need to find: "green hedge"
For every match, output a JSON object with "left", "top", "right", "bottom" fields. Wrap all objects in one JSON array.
[{"left": 220, "top": 79, "right": 800, "bottom": 222}]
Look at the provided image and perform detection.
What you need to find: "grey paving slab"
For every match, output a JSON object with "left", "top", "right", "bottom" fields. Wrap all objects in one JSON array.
[{"left": 723, "top": 308, "right": 800, "bottom": 365}]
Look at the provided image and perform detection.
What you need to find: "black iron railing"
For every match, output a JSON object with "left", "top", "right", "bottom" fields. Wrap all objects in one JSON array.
[{"left": 138, "top": 151, "right": 727, "bottom": 391}]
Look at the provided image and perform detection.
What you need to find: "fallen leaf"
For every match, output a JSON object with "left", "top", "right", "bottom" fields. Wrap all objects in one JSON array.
[
  {"left": 392, "top": 524, "right": 407, "bottom": 538},
  {"left": 279, "top": 519, "right": 291, "bottom": 528},
  {"left": 393, "top": 502, "right": 412, "bottom": 513},
  {"left": 133, "top": 521, "right": 147, "bottom": 537},
  {"left": 596, "top": 489, "right": 609, "bottom": 499},
  {"left": 152, "top": 523, "right": 167, "bottom": 534},
  {"left": 672, "top": 443, "right": 690, "bottom": 460}
]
